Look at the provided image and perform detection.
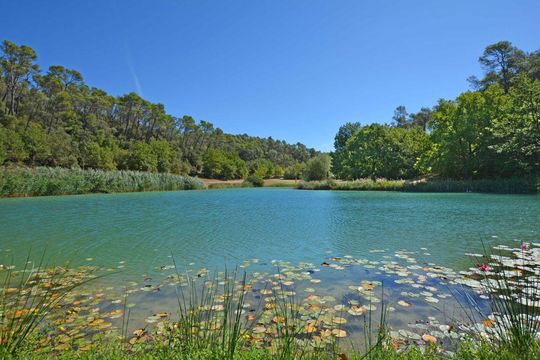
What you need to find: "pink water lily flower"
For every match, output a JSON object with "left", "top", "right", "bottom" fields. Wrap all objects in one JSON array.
[
  {"left": 521, "top": 243, "right": 530, "bottom": 251},
  {"left": 477, "top": 263, "right": 491, "bottom": 272}
]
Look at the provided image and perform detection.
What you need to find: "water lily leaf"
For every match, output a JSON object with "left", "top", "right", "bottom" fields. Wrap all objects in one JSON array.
[
  {"left": 422, "top": 334, "right": 437, "bottom": 344},
  {"left": 252, "top": 324, "right": 266, "bottom": 334},
  {"left": 332, "top": 317, "right": 347, "bottom": 324},
  {"left": 304, "top": 324, "right": 317, "bottom": 333},
  {"left": 347, "top": 305, "right": 366, "bottom": 316},
  {"left": 331, "top": 329, "right": 347, "bottom": 338}
]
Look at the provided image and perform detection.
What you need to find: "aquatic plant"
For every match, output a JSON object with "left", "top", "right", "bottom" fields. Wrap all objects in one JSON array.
[
  {"left": 0, "top": 253, "right": 98, "bottom": 357},
  {"left": 452, "top": 242, "right": 540, "bottom": 359}
]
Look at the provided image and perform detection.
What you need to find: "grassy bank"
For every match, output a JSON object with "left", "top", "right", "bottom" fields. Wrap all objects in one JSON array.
[
  {"left": 206, "top": 179, "right": 300, "bottom": 190},
  {"left": 298, "top": 178, "right": 539, "bottom": 194},
  {"left": 0, "top": 167, "right": 205, "bottom": 197}
]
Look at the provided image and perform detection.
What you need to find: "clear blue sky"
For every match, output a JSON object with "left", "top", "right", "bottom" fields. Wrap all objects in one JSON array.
[{"left": 2, "top": 1, "right": 539, "bottom": 151}]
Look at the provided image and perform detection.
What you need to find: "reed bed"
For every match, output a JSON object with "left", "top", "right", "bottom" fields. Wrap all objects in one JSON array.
[
  {"left": 297, "top": 178, "right": 539, "bottom": 194},
  {"left": 0, "top": 167, "right": 205, "bottom": 197}
]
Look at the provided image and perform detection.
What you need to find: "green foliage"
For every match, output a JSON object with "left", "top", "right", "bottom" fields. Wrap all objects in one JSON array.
[
  {"left": 0, "top": 167, "right": 204, "bottom": 197},
  {"left": 0, "top": 40, "right": 316, "bottom": 181},
  {"left": 340, "top": 124, "right": 430, "bottom": 180},
  {"left": 84, "top": 142, "right": 116, "bottom": 170},
  {"left": 302, "top": 154, "right": 331, "bottom": 181},
  {"left": 298, "top": 178, "right": 538, "bottom": 194},
  {"left": 127, "top": 142, "right": 158, "bottom": 172},
  {"left": 0, "top": 126, "right": 6, "bottom": 163},
  {"left": 284, "top": 162, "right": 305, "bottom": 180},
  {"left": 332, "top": 41, "right": 539, "bottom": 183},
  {"left": 243, "top": 174, "right": 264, "bottom": 187},
  {"left": 332, "top": 122, "right": 362, "bottom": 179},
  {"left": 202, "top": 149, "right": 247, "bottom": 180},
  {"left": 298, "top": 179, "right": 405, "bottom": 191}
]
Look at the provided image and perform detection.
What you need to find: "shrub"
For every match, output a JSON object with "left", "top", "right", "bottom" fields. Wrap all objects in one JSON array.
[
  {"left": 243, "top": 175, "right": 264, "bottom": 187},
  {"left": 302, "top": 154, "right": 331, "bottom": 181}
]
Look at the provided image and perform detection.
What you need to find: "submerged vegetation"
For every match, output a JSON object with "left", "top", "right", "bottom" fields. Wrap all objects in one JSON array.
[
  {"left": 0, "top": 166, "right": 204, "bottom": 197},
  {"left": 3, "top": 242, "right": 540, "bottom": 359}
]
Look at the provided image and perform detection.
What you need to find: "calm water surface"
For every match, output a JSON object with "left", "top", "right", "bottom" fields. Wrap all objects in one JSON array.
[{"left": 1, "top": 188, "right": 538, "bottom": 278}]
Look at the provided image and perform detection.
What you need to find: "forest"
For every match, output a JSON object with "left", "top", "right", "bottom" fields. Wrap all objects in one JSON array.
[
  {"left": 0, "top": 40, "right": 318, "bottom": 181},
  {"left": 1, "top": 40, "right": 539, "bottom": 187},
  {"left": 332, "top": 41, "right": 540, "bottom": 182}
]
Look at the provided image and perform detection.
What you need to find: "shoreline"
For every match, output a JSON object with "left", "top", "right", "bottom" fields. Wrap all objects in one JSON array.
[
  {"left": 1, "top": 166, "right": 538, "bottom": 198},
  {"left": 3, "top": 242, "right": 540, "bottom": 358}
]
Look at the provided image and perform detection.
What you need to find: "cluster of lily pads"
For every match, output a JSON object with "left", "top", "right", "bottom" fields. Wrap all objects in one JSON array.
[{"left": 2, "top": 242, "right": 539, "bottom": 356}]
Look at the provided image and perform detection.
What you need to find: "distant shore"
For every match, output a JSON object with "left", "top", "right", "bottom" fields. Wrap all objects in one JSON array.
[
  {"left": 1, "top": 166, "right": 537, "bottom": 198},
  {"left": 297, "top": 178, "right": 539, "bottom": 194}
]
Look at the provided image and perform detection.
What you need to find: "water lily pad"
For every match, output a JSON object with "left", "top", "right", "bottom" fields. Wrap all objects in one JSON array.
[
  {"left": 331, "top": 329, "right": 347, "bottom": 338},
  {"left": 422, "top": 334, "right": 437, "bottom": 344},
  {"left": 397, "top": 300, "right": 411, "bottom": 307}
]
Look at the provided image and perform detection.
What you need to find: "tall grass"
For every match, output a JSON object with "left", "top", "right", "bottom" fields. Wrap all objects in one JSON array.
[
  {"left": 297, "top": 179, "right": 405, "bottom": 191},
  {"left": 404, "top": 178, "right": 538, "bottom": 194},
  {"left": 0, "top": 166, "right": 205, "bottom": 197},
  {"left": 450, "top": 242, "right": 540, "bottom": 360},
  {"left": 0, "top": 253, "right": 95, "bottom": 357},
  {"left": 297, "top": 177, "right": 539, "bottom": 194}
]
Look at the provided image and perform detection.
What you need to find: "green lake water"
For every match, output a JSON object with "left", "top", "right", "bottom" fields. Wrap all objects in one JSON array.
[
  {"left": 1, "top": 188, "right": 538, "bottom": 278},
  {"left": 2, "top": 188, "right": 539, "bottom": 342}
]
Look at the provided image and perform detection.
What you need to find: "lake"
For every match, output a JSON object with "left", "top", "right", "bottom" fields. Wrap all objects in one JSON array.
[
  {"left": 1, "top": 188, "right": 539, "bottom": 278},
  {"left": 2, "top": 188, "right": 539, "bottom": 349}
]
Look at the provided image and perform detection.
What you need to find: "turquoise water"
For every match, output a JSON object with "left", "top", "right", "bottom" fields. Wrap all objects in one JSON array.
[{"left": 0, "top": 188, "right": 539, "bottom": 278}]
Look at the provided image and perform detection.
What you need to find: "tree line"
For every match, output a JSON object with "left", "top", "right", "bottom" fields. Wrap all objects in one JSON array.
[
  {"left": 332, "top": 41, "right": 540, "bottom": 181},
  {"left": 0, "top": 40, "right": 318, "bottom": 180}
]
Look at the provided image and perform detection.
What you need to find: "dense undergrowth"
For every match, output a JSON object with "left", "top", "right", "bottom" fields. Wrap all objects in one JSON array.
[{"left": 0, "top": 167, "right": 204, "bottom": 197}]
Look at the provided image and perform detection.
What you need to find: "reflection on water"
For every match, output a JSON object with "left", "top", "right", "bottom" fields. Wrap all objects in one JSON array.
[{"left": 0, "top": 188, "right": 538, "bottom": 281}]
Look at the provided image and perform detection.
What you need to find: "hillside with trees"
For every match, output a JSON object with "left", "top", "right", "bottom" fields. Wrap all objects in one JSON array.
[
  {"left": 332, "top": 41, "right": 540, "bottom": 182},
  {"left": 0, "top": 40, "right": 318, "bottom": 180}
]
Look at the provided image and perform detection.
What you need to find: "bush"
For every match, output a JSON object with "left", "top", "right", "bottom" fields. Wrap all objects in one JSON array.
[
  {"left": 243, "top": 175, "right": 264, "bottom": 187},
  {"left": 302, "top": 154, "right": 331, "bottom": 181}
]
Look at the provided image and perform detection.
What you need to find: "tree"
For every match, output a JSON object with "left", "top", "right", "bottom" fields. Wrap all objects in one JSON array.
[
  {"left": 334, "top": 124, "right": 431, "bottom": 180},
  {"left": 0, "top": 126, "right": 6, "bottom": 163},
  {"left": 284, "top": 162, "right": 305, "bottom": 180},
  {"left": 332, "top": 122, "right": 361, "bottom": 179},
  {"left": 127, "top": 142, "right": 158, "bottom": 172},
  {"left": 303, "top": 154, "right": 331, "bottom": 181},
  {"left": 0, "top": 40, "right": 318, "bottom": 175},
  {"left": 0, "top": 40, "right": 39, "bottom": 115},
  {"left": 149, "top": 139, "right": 173, "bottom": 173},
  {"left": 409, "top": 107, "right": 433, "bottom": 132},
  {"left": 490, "top": 75, "right": 540, "bottom": 175},
  {"left": 392, "top": 105, "right": 409, "bottom": 127},
  {"left": 85, "top": 142, "right": 116, "bottom": 170},
  {"left": 420, "top": 86, "right": 507, "bottom": 178},
  {"left": 477, "top": 41, "right": 524, "bottom": 93},
  {"left": 202, "top": 149, "right": 247, "bottom": 180}
]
